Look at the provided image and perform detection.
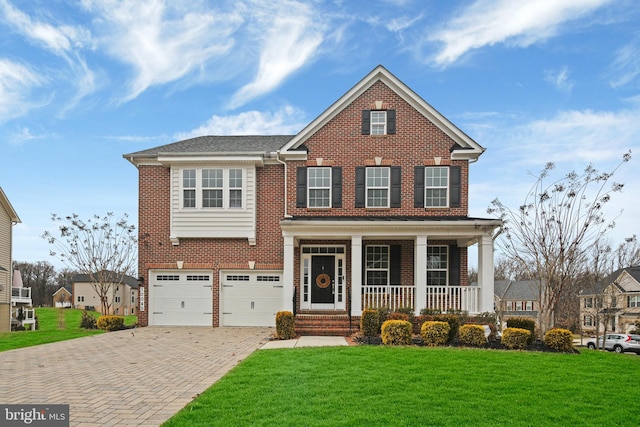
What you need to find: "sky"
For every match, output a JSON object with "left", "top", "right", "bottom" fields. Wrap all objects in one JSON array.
[{"left": 1, "top": 0, "right": 639, "bottom": 271}]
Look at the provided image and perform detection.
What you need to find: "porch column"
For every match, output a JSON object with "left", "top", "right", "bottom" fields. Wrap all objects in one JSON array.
[
  {"left": 477, "top": 234, "right": 495, "bottom": 313},
  {"left": 283, "top": 234, "right": 295, "bottom": 312},
  {"left": 414, "top": 235, "right": 427, "bottom": 316},
  {"left": 351, "top": 235, "right": 362, "bottom": 316}
]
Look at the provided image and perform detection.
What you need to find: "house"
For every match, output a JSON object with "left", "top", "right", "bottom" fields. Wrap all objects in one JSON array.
[
  {"left": 53, "top": 286, "right": 72, "bottom": 308},
  {"left": 0, "top": 187, "right": 21, "bottom": 332},
  {"left": 579, "top": 266, "right": 640, "bottom": 335},
  {"left": 11, "top": 269, "right": 35, "bottom": 330},
  {"left": 493, "top": 279, "right": 540, "bottom": 329},
  {"left": 124, "top": 65, "right": 502, "bottom": 334},
  {"left": 72, "top": 271, "right": 139, "bottom": 315}
]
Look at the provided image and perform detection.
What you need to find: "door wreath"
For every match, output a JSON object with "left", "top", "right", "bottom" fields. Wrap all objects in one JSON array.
[{"left": 315, "top": 273, "right": 331, "bottom": 289}]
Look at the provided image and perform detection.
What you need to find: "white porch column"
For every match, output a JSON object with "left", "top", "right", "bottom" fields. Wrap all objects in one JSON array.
[
  {"left": 414, "top": 235, "right": 427, "bottom": 316},
  {"left": 282, "top": 234, "right": 295, "bottom": 312},
  {"left": 351, "top": 235, "right": 363, "bottom": 316},
  {"left": 478, "top": 234, "right": 495, "bottom": 313}
]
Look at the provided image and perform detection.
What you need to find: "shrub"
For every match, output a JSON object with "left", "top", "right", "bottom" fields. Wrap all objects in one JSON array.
[
  {"left": 361, "top": 309, "right": 379, "bottom": 337},
  {"left": 506, "top": 317, "right": 535, "bottom": 343},
  {"left": 501, "top": 327, "right": 531, "bottom": 350},
  {"left": 376, "top": 307, "right": 392, "bottom": 333},
  {"left": 96, "top": 315, "right": 124, "bottom": 331},
  {"left": 433, "top": 314, "right": 460, "bottom": 342},
  {"left": 387, "top": 312, "right": 410, "bottom": 322},
  {"left": 544, "top": 328, "right": 574, "bottom": 352},
  {"left": 80, "top": 310, "right": 97, "bottom": 329},
  {"left": 421, "top": 321, "right": 450, "bottom": 347},
  {"left": 275, "top": 311, "right": 296, "bottom": 340},
  {"left": 381, "top": 320, "right": 413, "bottom": 345},
  {"left": 459, "top": 324, "right": 487, "bottom": 347}
]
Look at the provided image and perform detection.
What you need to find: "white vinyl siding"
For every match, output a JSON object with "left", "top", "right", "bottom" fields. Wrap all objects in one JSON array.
[
  {"left": 171, "top": 166, "right": 257, "bottom": 241},
  {"left": 0, "top": 207, "right": 11, "bottom": 306}
]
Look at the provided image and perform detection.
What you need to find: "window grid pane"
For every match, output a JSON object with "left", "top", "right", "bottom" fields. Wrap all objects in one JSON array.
[
  {"left": 370, "top": 111, "right": 386, "bottom": 135},
  {"left": 203, "top": 189, "right": 223, "bottom": 207},
  {"left": 425, "top": 167, "right": 448, "bottom": 207},
  {"left": 308, "top": 168, "right": 331, "bottom": 208},
  {"left": 427, "top": 246, "right": 448, "bottom": 286},
  {"left": 229, "top": 169, "right": 243, "bottom": 208},
  {"left": 366, "top": 246, "right": 389, "bottom": 286},
  {"left": 366, "top": 167, "right": 389, "bottom": 208}
]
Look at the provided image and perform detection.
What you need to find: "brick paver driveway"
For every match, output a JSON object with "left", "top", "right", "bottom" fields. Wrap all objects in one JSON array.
[{"left": 0, "top": 327, "right": 271, "bottom": 426}]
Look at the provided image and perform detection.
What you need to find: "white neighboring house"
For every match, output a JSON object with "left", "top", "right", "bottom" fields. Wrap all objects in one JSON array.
[
  {"left": 0, "top": 187, "right": 22, "bottom": 332},
  {"left": 11, "top": 269, "right": 35, "bottom": 330},
  {"left": 72, "top": 271, "right": 139, "bottom": 315}
]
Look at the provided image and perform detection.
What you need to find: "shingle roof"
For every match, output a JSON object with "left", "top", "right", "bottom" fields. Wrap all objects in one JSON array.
[
  {"left": 72, "top": 271, "right": 139, "bottom": 288},
  {"left": 124, "top": 135, "right": 294, "bottom": 158},
  {"left": 488, "top": 280, "right": 540, "bottom": 300},
  {"left": 579, "top": 266, "right": 640, "bottom": 296}
]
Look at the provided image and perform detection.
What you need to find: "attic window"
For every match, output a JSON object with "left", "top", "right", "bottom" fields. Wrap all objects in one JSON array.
[
  {"left": 361, "top": 109, "right": 396, "bottom": 135},
  {"left": 371, "top": 111, "right": 386, "bottom": 135}
]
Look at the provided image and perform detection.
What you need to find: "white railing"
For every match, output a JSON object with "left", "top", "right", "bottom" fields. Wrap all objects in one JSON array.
[
  {"left": 362, "top": 285, "right": 415, "bottom": 311},
  {"left": 425, "top": 286, "right": 479, "bottom": 313},
  {"left": 11, "top": 287, "right": 32, "bottom": 303},
  {"left": 11, "top": 307, "right": 36, "bottom": 329}
]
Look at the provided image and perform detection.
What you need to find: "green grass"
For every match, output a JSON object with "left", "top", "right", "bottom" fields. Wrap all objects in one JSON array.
[
  {"left": 0, "top": 308, "right": 137, "bottom": 352},
  {"left": 164, "top": 346, "right": 640, "bottom": 427}
]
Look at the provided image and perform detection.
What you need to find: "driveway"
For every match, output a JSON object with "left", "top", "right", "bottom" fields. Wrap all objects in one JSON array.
[{"left": 0, "top": 327, "right": 271, "bottom": 426}]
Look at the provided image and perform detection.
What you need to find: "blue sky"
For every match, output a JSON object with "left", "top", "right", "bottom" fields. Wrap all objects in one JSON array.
[{"left": 1, "top": 0, "right": 639, "bottom": 270}]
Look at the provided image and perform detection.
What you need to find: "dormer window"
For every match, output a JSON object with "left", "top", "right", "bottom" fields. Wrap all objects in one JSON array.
[{"left": 361, "top": 109, "right": 396, "bottom": 135}]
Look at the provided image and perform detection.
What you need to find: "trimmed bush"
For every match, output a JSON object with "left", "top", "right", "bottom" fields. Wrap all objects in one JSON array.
[
  {"left": 80, "top": 310, "right": 97, "bottom": 329},
  {"left": 387, "top": 312, "right": 410, "bottom": 322},
  {"left": 96, "top": 315, "right": 124, "bottom": 331},
  {"left": 459, "top": 324, "right": 487, "bottom": 347},
  {"left": 507, "top": 317, "right": 535, "bottom": 343},
  {"left": 433, "top": 314, "right": 460, "bottom": 342},
  {"left": 376, "top": 307, "right": 392, "bottom": 333},
  {"left": 275, "top": 311, "right": 296, "bottom": 340},
  {"left": 421, "top": 321, "right": 450, "bottom": 347},
  {"left": 361, "top": 309, "right": 380, "bottom": 337},
  {"left": 501, "top": 327, "right": 531, "bottom": 350},
  {"left": 381, "top": 320, "right": 413, "bottom": 345},
  {"left": 544, "top": 328, "right": 574, "bottom": 352}
]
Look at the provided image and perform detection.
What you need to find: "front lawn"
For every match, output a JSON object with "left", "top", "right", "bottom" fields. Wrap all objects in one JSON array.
[
  {"left": 0, "top": 308, "right": 137, "bottom": 352},
  {"left": 164, "top": 346, "right": 640, "bottom": 426}
]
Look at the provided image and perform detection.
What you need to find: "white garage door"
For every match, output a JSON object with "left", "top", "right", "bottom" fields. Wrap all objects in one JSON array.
[
  {"left": 150, "top": 271, "right": 213, "bottom": 326},
  {"left": 221, "top": 272, "right": 283, "bottom": 327}
]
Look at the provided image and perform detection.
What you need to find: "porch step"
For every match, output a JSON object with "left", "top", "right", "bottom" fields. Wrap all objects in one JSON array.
[{"left": 294, "top": 313, "right": 358, "bottom": 337}]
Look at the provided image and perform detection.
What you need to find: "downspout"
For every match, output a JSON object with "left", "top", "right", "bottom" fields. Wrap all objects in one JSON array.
[{"left": 275, "top": 151, "right": 292, "bottom": 218}]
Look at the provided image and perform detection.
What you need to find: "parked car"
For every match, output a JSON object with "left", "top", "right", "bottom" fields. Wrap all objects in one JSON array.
[{"left": 587, "top": 334, "right": 640, "bottom": 354}]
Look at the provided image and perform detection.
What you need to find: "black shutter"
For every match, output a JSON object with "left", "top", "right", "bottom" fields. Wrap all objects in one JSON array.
[
  {"left": 296, "top": 167, "right": 307, "bottom": 208},
  {"left": 390, "top": 245, "right": 401, "bottom": 285},
  {"left": 450, "top": 166, "right": 461, "bottom": 208},
  {"left": 332, "top": 167, "right": 342, "bottom": 208},
  {"left": 390, "top": 166, "right": 401, "bottom": 208},
  {"left": 449, "top": 245, "right": 460, "bottom": 286},
  {"left": 355, "top": 167, "right": 366, "bottom": 208},
  {"left": 387, "top": 109, "right": 396, "bottom": 134},
  {"left": 361, "top": 110, "right": 371, "bottom": 135},
  {"left": 414, "top": 166, "right": 425, "bottom": 208}
]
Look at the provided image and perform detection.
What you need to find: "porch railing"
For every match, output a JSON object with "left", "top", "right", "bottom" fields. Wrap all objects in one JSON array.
[
  {"left": 11, "top": 287, "right": 32, "bottom": 303},
  {"left": 425, "top": 286, "right": 479, "bottom": 313},
  {"left": 362, "top": 285, "right": 415, "bottom": 311}
]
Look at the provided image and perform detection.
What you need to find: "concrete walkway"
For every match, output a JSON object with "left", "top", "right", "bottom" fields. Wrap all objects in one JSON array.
[
  {"left": 0, "top": 327, "right": 271, "bottom": 426},
  {"left": 260, "top": 335, "right": 349, "bottom": 349}
]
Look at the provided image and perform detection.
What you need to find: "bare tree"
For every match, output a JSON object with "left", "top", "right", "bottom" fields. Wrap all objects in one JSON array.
[
  {"left": 488, "top": 151, "right": 631, "bottom": 334},
  {"left": 43, "top": 213, "right": 137, "bottom": 315}
]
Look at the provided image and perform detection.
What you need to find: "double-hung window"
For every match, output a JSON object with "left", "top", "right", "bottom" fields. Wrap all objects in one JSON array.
[
  {"left": 308, "top": 167, "right": 331, "bottom": 208},
  {"left": 427, "top": 246, "right": 448, "bottom": 286},
  {"left": 366, "top": 167, "right": 389, "bottom": 207},
  {"left": 370, "top": 111, "right": 386, "bottom": 135},
  {"left": 182, "top": 168, "right": 243, "bottom": 209},
  {"left": 628, "top": 295, "right": 640, "bottom": 308},
  {"left": 425, "top": 167, "right": 448, "bottom": 207},
  {"left": 361, "top": 109, "right": 396, "bottom": 135},
  {"left": 584, "top": 297, "right": 593, "bottom": 308},
  {"left": 365, "top": 246, "right": 389, "bottom": 286}
]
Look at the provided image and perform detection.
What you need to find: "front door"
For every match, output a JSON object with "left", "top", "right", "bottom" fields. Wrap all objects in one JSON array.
[{"left": 311, "top": 255, "right": 334, "bottom": 305}]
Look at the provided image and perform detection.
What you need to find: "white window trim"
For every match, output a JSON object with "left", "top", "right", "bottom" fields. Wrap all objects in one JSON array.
[
  {"left": 299, "top": 245, "right": 347, "bottom": 311},
  {"left": 180, "top": 167, "right": 246, "bottom": 210},
  {"left": 366, "top": 167, "right": 390, "bottom": 208},
  {"left": 426, "top": 245, "right": 448, "bottom": 286},
  {"left": 365, "top": 245, "right": 390, "bottom": 286},
  {"left": 425, "top": 167, "right": 449, "bottom": 208},
  {"left": 307, "top": 167, "right": 332, "bottom": 208},
  {"left": 370, "top": 110, "right": 387, "bottom": 135}
]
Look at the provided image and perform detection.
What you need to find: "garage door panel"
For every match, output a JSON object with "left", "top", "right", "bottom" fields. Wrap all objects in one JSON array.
[
  {"left": 150, "top": 271, "right": 212, "bottom": 326},
  {"left": 222, "top": 273, "right": 283, "bottom": 327}
]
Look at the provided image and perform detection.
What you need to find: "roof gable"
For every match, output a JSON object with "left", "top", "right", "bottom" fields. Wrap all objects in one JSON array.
[
  {"left": 280, "top": 65, "right": 485, "bottom": 160},
  {"left": 0, "top": 187, "right": 20, "bottom": 223}
]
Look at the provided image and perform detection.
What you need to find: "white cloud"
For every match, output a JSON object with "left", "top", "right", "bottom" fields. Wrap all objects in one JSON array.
[
  {"left": 227, "top": 1, "right": 325, "bottom": 109},
  {"left": 544, "top": 66, "right": 573, "bottom": 92},
  {"left": 175, "top": 105, "right": 306, "bottom": 140},
  {"left": 0, "top": 59, "right": 48, "bottom": 121},
  {"left": 609, "top": 39, "right": 640, "bottom": 88},
  {"left": 429, "top": 0, "right": 612, "bottom": 67}
]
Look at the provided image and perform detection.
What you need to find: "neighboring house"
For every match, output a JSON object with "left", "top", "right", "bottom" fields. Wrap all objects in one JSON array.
[
  {"left": 72, "top": 271, "right": 139, "bottom": 315},
  {"left": 493, "top": 280, "right": 540, "bottom": 330},
  {"left": 124, "top": 65, "right": 502, "bottom": 333},
  {"left": 11, "top": 269, "right": 35, "bottom": 330},
  {"left": 0, "top": 187, "right": 21, "bottom": 332},
  {"left": 579, "top": 266, "right": 640, "bottom": 335},
  {"left": 53, "top": 286, "right": 72, "bottom": 308}
]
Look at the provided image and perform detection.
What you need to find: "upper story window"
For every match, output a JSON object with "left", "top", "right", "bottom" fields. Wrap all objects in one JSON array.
[
  {"left": 308, "top": 167, "right": 331, "bottom": 208},
  {"left": 182, "top": 168, "right": 244, "bottom": 209},
  {"left": 361, "top": 109, "right": 396, "bottom": 135},
  {"left": 366, "top": 167, "right": 389, "bottom": 207},
  {"left": 628, "top": 295, "right": 640, "bottom": 308},
  {"left": 584, "top": 297, "right": 593, "bottom": 308},
  {"left": 414, "top": 166, "right": 461, "bottom": 209}
]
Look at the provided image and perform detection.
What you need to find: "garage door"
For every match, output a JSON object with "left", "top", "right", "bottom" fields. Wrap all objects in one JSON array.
[
  {"left": 150, "top": 271, "right": 213, "bottom": 326},
  {"left": 221, "top": 272, "right": 283, "bottom": 327}
]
